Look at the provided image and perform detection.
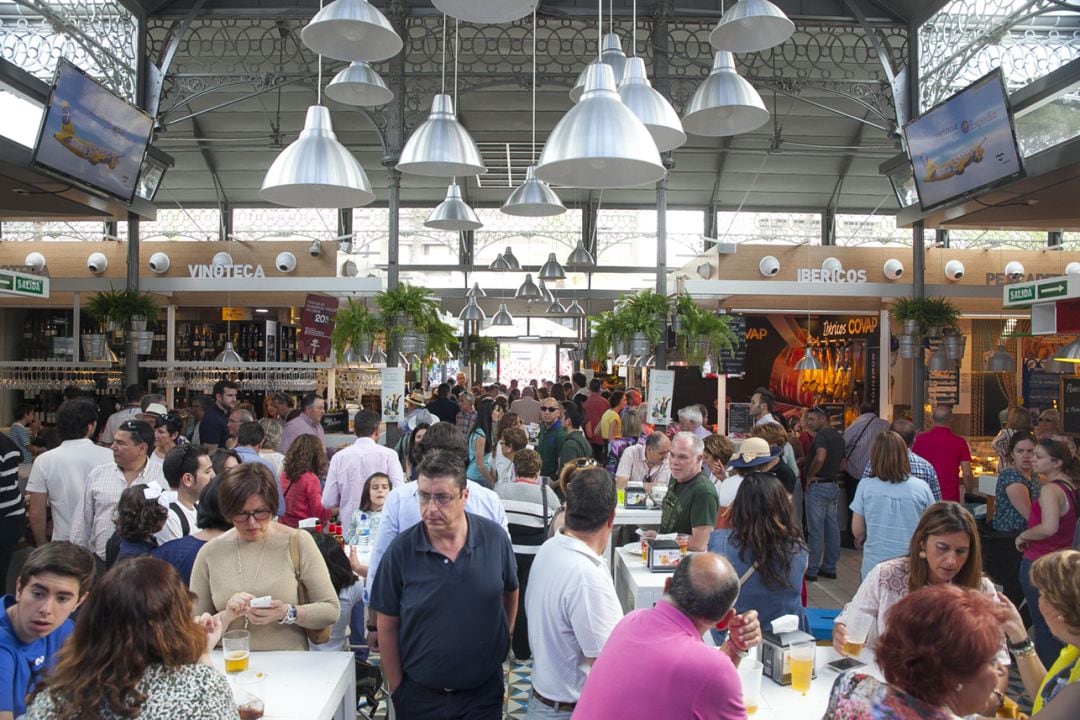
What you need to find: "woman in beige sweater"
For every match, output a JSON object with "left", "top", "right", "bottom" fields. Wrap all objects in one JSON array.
[{"left": 190, "top": 464, "right": 339, "bottom": 651}]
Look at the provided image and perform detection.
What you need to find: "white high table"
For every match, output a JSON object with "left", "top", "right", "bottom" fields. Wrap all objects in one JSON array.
[
  {"left": 612, "top": 536, "right": 672, "bottom": 613},
  {"left": 608, "top": 506, "right": 662, "bottom": 577},
  {"left": 753, "top": 646, "right": 882, "bottom": 719},
  {"left": 211, "top": 650, "right": 356, "bottom": 720}
]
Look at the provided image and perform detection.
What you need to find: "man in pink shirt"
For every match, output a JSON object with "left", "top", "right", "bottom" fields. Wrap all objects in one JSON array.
[
  {"left": 574, "top": 553, "right": 762, "bottom": 720},
  {"left": 322, "top": 409, "right": 404, "bottom": 523},
  {"left": 582, "top": 379, "right": 609, "bottom": 462},
  {"left": 911, "top": 404, "right": 973, "bottom": 503}
]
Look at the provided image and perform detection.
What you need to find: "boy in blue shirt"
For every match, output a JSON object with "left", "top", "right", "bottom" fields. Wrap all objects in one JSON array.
[{"left": 0, "top": 542, "right": 94, "bottom": 719}]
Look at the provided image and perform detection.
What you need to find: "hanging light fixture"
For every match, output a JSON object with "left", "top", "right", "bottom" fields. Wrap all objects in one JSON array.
[
  {"left": 215, "top": 342, "right": 243, "bottom": 364},
  {"left": 370, "top": 345, "right": 387, "bottom": 365},
  {"left": 617, "top": 0, "right": 685, "bottom": 153},
  {"left": 502, "top": 246, "right": 522, "bottom": 271},
  {"left": 325, "top": 62, "right": 394, "bottom": 107},
  {"left": 490, "top": 253, "right": 512, "bottom": 271},
  {"left": 566, "top": 239, "right": 596, "bottom": 268},
  {"left": 928, "top": 348, "right": 955, "bottom": 372},
  {"left": 682, "top": 52, "right": 769, "bottom": 137},
  {"left": 570, "top": 33, "right": 627, "bottom": 103},
  {"left": 425, "top": 181, "right": 483, "bottom": 231},
  {"left": 301, "top": 0, "right": 402, "bottom": 62},
  {"left": 1052, "top": 337, "right": 1080, "bottom": 364},
  {"left": 986, "top": 344, "right": 1015, "bottom": 372},
  {"left": 794, "top": 347, "right": 821, "bottom": 372},
  {"left": 538, "top": 279, "right": 554, "bottom": 304},
  {"left": 492, "top": 304, "right": 515, "bottom": 326},
  {"left": 516, "top": 273, "right": 544, "bottom": 301},
  {"left": 432, "top": 0, "right": 538, "bottom": 24},
  {"left": 466, "top": 282, "right": 487, "bottom": 298},
  {"left": 567, "top": 299, "right": 586, "bottom": 316},
  {"left": 709, "top": 0, "right": 795, "bottom": 55},
  {"left": 459, "top": 298, "right": 487, "bottom": 321},
  {"left": 538, "top": 252, "right": 566, "bottom": 281},
  {"left": 546, "top": 297, "right": 566, "bottom": 314},
  {"left": 397, "top": 17, "right": 486, "bottom": 177}
]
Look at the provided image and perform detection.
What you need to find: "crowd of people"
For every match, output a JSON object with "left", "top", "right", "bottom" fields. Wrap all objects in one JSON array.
[{"left": 0, "top": 375, "right": 1076, "bottom": 720}]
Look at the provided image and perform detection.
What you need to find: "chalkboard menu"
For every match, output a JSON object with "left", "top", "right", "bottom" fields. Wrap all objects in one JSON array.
[
  {"left": 719, "top": 314, "right": 748, "bottom": 376},
  {"left": 1060, "top": 376, "right": 1080, "bottom": 435},
  {"left": 929, "top": 369, "right": 961, "bottom": 406},
  {"left": 727, "top": 403, "right": 751, "bottom": 435}
]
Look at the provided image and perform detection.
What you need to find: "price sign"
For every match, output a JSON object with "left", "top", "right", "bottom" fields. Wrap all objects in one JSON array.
[
  {"left": 299, "top": 294, "right": 338, "bottom": 360},
  {"left": 1061, "top": 377, "right": 1080, "bottom": 435}
]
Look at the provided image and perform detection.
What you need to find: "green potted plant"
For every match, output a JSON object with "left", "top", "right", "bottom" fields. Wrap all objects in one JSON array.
[
  {"left": 85, "top": 288, "right": 158, "bottom": 356},
  {"left": 464, "top": 335, "right": 499, "bottom": 364},
  {"left": 921, "top": 296, "right": 960, "bottom": 338},
  {"left": 424, "top": 316, "right": 459, "bottom": 363},
  {"left": 331, "top": 299, "right": 381, "bottom": 364},
  {"left": 618, "top": 290, "right": 671, "bottom": 355},
  {"left": 673, "top": 294, "right": 737, "bottom": 366},
  {"left": 375, "top": 284, "right": 440, "bottom": 353},
  {"left": 889, "top": 296, "right": 922, "bottom": 336},
  {"left": 587, "top": 311, "right": 618, "bottom": 363}
]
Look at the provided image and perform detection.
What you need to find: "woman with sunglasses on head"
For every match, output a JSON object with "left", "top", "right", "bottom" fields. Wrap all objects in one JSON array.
[
  {"left": 149, "top": 413, "right": 184, "bottom": 471},
  {"left": 190, "top": 463, "right": 339, "bottom": 650}
]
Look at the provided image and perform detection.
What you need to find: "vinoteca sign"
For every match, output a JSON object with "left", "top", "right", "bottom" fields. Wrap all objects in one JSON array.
[
  {"left": 188, "top": 263, "right": 266, "bottom": 278},
  {"left": 796, "top": 267, "right": 867, "bottom": 283}
]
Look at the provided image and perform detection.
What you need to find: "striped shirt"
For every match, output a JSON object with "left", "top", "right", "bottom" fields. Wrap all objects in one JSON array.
[
  {"left": 495, "top": 479, "right": 560, "bottom": 547},
  {"left": 0, "top": 432, "right": 24, "bottom": 518},
  {"left": 862, "top": 450, "right": 942, "bottom": 501},
  {"left": 9, "top": 422, "right": 32, "bottom": 463},
  {"left": 70, "top": 459, "right": 166, "bottom": 560}
]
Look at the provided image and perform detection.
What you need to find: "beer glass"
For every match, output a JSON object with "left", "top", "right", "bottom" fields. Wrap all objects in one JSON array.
[
  {"left": 223, "top": 630, "right": 250, "bottom": 675},
  {"left": 738, "top": 659, "right": 764, "bottom": 715},
  {"left": 789, "top": 642, "right": 815, "bottom": 696},
  {"left": 843, "top": 611, "right": 872, "bottom": 658}
]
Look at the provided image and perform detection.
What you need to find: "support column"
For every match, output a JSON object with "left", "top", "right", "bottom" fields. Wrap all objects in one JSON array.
[
  {"left": 912, "top": 220, "right": 926, "bottom": 429},
  {"left": 655, "top": 167, "right": 670, "bottom": 369},
  {"left": 1049, "top": 230, "right": 1063, "bottom": 248},
  {"left": 385, "top": 166, "right": 402, "bottom": 446},
  {"left": 125, "top": 212, "right": 140, "bottom": 387}
]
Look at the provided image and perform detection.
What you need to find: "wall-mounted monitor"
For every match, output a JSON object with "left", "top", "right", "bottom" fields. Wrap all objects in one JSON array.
[
  {"left": 903, "top": 68, "right": 1025, "bottom": 212},
  {"left": 31, "top": 59, "right": 153, "bottom": 203}
]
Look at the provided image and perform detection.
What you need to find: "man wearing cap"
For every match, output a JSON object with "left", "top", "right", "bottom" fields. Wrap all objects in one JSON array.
[
  {"left": 425, "top": 383, "right": 460, "bottom": 425},
  {"left": 720, "top": 438, "right": 782, "bottom": 519},
  {"left": 404, "top": 390, "right": 428, "bottom": 427},
  {"left": 804, "top": 407, "right": 845, "bottom": 581},
  {"left": 656, "top": 432, "right": 718, "bottom": 552}
]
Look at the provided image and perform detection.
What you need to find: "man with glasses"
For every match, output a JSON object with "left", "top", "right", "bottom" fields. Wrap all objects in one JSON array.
[
  {"left": 371, "top": 451, "right": 518, "bottom": 719},
  {"left": 70, "top": 420, "right": 166, "bottom": 566},
  {"left": 156, "top": 444, "right": 214, "bottom": 543},
  {"left": 537, "top": 400, "right": 565, "bottom": 480},
  {"left": 199, "top": 379, "right": 238, "bottom": 452},
  {"left": 615, "top": 431, "right": 671, "bottom": 493}
]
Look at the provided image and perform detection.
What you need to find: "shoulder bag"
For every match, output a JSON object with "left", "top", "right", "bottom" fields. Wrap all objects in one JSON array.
[{"left": 288, "top": 531, "right": 333, "bottom": 645}]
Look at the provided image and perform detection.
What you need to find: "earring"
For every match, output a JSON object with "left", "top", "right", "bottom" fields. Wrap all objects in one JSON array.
[
  {"left": 919, "top": 551, "right": 927, "bottom": 559},
  {"left": 956, "top": 683, "right": 963, "bottom": 692}
]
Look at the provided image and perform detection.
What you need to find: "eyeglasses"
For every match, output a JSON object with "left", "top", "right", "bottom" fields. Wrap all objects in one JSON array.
[
  {"left": 232, "top": 508, "right": 272, "bottom": 523},
  {"left": 540, "top": 406, "right": 560, "bottom": 412},
  {"left": 119, "top": 420, "right": 144, "bottom": 432},
  {"left": 572, "top": 458, "right": 597, "bottom": 468},
  {"left": 418, "top": 491, "right": 463, "bottom": 506}
]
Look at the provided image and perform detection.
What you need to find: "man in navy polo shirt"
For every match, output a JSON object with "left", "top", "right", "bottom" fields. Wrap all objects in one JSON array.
[
  {"left": 197, "top": 379, "right": 237, "bottom": 452},
  {"left": 0, "top": 541, "right": 95, "bottom": 719},
  {"left": 371, "top": 450, "right": 518, "bottom": 719}
]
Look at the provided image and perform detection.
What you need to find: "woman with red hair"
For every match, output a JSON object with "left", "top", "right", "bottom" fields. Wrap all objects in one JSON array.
[{"left": 824, "top": 584, "right": 1009, "bottom": 719}]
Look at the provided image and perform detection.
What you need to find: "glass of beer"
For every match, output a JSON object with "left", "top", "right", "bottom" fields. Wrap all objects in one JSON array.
[
  {"left": 233, "top": 671, "right": 266, "bottom": 719},
  {"left": 676, "top": 534, "right": 690, "bottom": 556},
  {"left": 843, "top": 611, "right": 872, "bottom": 658},
  {"left": 737, "top": 659, "right": 763, "bottom": 715},
  {"left": 789, "top": 642, "right": 815, "bottom": 696},
  {"left": 223, "top": 630, "right": 250, "bottom": 675}
]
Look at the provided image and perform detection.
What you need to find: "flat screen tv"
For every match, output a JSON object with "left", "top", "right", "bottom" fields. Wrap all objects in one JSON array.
[
  {"left": 31, "top": 59, "right": 154, "bottom": 203},
  {"left": 903, "top": 68, "right": 1025, "bottom": 212}
]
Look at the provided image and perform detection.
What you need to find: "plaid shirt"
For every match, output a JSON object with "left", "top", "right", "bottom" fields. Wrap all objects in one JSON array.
[
  {"left": 862, "top": 450, "right": 941, "bottom": 501},
  {"left": 456, "top": 409, "right": 477, "bottom": 436}
]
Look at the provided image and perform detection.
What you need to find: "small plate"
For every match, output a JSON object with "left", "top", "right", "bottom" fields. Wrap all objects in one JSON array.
[{"left": 620, "top": 541, "right": 644, "bottom": 556}]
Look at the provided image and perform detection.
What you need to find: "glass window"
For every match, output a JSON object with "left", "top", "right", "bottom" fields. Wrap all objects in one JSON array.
[
  {"left": 232, "top": 208, "right": 337, "bottom": 242},
  {"left": 835, "top": 214, "right": 912, "bottom": 247},
  {"left": 715, "top": 211, "right": 821, "bottom": 245},
  {"left": 947, "top": 228, "right": 1050, "bottom": 250},
  {"left": 595, "top": 209, "right": 658, "bottom": 267},
  {"left": 0, "top": 220, "right": 108, "bottom": 241},
  {"left": 139, "top": 208, "right": 219, "bottom": 241},
  {"left": 472, "top": 210, "right": 583, "bottom": 268}
]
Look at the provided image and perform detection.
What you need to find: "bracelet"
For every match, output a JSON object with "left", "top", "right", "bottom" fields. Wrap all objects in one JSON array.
[{"left": 1009, "top": 639, "right": 1036, "bottom": 657}]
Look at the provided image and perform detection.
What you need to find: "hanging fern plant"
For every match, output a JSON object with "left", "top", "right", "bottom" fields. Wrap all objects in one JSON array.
[{"left": 330, "top": 299, "right": 380, "bottom": 363}]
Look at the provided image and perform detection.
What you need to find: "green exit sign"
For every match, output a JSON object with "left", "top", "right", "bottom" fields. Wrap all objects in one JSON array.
[
  {"left": 15, "top": 276, "right": 43, "bottom": 296},
  {"left": 0, "top": 270, "right": 49, "bottom": 299},
  {"left": 1007, "top": 285, "right": 1035, "bottom": 304}
]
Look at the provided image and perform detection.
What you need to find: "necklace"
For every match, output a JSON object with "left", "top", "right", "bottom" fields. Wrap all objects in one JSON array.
[{"left": 235, "top": 531, "right": 271, "bottom": 585}]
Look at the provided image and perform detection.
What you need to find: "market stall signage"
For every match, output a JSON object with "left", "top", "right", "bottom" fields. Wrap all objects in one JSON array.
[
  {"left": 0, "top": 270, "right": 49, "bottom": 298},
  {"left": 796, "top": 268, "right": 867, "bottom": 283},
  {"left": 381, "top": 367, "right": 406, "bottom": 424},
  {"left": 646, "top": 369, "right": 675, "bottom": 426},
  {"left": 187, "top": 263, "right": 266, "bottom": 278},
  {"left": 298, "top": 294, "right": 337, "bottom": 360},
  {"left": 1004, "top": 275, "right": 1078, "bottom": 307}
]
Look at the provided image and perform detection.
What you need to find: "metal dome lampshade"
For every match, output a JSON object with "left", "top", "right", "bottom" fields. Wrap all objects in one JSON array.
[
  {"left": 425, "top": 182, "right": 483, "bottom": 231},
  {"left": 539, "top": 253, "right": 566, "bottom": 281},
  {"left": 618, "top": 57, "right": 686, "bottom": 153},
  {"left": 566, "top": 239, "right": 596, "bottom": 268},
  {"left": 547, "top": 297, "right": 566, "bottom": 314},
  {"left": 301, "top": 0, "right": 403, "bottom": 62},
  {"left": 567, "top": 299, "right": 586, "bottom": 316},
  {"left": 466, "top": 282, "right": 487, "bottom": 298},
  {"left": 215, "top": 341, "right": 244, "bottom": 364},
  {"left": 569, "top": 34, "right": 627, "bottom": 103},
  {"left": 502, "top": 166, "right": 566, "bottom": 217},
  {"left": 492, "top": 304, "right": 515, "bottom": 326},
  {"left": 260, "top": 105, "right": 376, "bottom": 208},
  {"left": 536, "top": 64, "right": 665, "bottom": 189},
  {"left": 1053, "top": 337, "right": 1080, "bottom": 365},
  {"left": 516, "top": 274, "right": 544, "bottom": 301},
  {"left": 397, "top": 94, "right": 486, "bottom": 177},
  {"left": 325, "top": 62, "right": 393, "bottom": 106},
  {"left": 794, "top": 347, "right": 821, "bottom": 372},
  {"left": 538, "top": 279, "right": 554, "bottom": 304},
  {"left": 502, "top": 247, "right": 522, "bottom": 271},
  {"left": 459, "top": 298, "right": 487, "bottom": 321},
  {"left": 682, "top": 52, "right": 769, "bottom": 137},
  {"left": 432, "top": 0, "right": 539, "bottom": 24},
  {"left": 490, "top": 253, "right": 512, "bottom": 271},
  {"left": 709, "top": 0, "right": 795, "bottom": 55},
  {"left": 928, "top": 349, "right": 955, "bottom": 372},
  {"left": 985, "top": 344, "right": 1015, "bottom": 372}
]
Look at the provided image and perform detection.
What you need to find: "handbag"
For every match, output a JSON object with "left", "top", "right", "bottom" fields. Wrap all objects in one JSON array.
[{"left": 288, "top": 531, "right": 333, "bottom": 645}]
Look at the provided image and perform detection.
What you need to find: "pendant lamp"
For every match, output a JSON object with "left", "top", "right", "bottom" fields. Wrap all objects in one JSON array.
[
  {"left": 215, "top": 341, "right": 244, "bottom": 364},
  {"left": 538, "top": 253, "right": 566, "bottom": 281},
  {"left": 794, "top": 347, "right": 821, "bottom": 372},
  {"left": 370, "top": 345, "right": 387, "bottom": 365},
  {"left": 928, "top": 349, "right": 955, "bottom": 372},
  {"left": 985, "top": 344, "right": 1015, "bottom": 372},
  {"left": 502, "top": 246, "right": 522, "bottom": 271},
  {"left": 425, "top": 182, "right": 483, "bottom": 231},
  {"left": 566, "top": 239, "right": 596, "bottom": 268},
  {"left": 570, "top": 34, "right": 626, "bottom": 103},
  {"left": 492, "top": 304, "right": 515, "bottom": 326},
  {"left": 516, "top": 274, "right": 544, "bottom": 301},
  {"left": 490, "top": 253, "right": 512, "bottom": 271},
  {"left": 301, "top": 0, "right": 403, "bottom": 62},
  {"left": 547, "top": 297, "right": 566, "bottom": 314},
  {"left": 459, "top": 298, "right": 487, "bottom": 321},
  {"left": 709, "top": 0, "right": 795, "bottom": 55},
  {"left": 432, "top": 0, "right": 538, "bottom": 24},
  {"left": 538, "top": 279, "right": 554, "bottom": 304},
  {"left": 260, "top": 105, "right": 376, "bottom": 208},
  {"left": 682, "top": 52, "right": 769, "bottom": 137},
  {"left": 567, "top": 299, "right": 586, "bottom": 316},
  {"left": 1052, "top": 337, "right": 1080, "bottom": 364},
  {"left": 398, "top": 17, "right": 486, "bottom": 178},
  {"left": 466, "top": 282, "right": 487, "bottom": 298},
  {"left": 618, "top": 57, "right": 686, "bottom": 152},
  {"left": 536, "top": 63, "right": 665, "bottom": 189},
  {"left": 325, "top": 62, "right": 393, "bottom": 107}
]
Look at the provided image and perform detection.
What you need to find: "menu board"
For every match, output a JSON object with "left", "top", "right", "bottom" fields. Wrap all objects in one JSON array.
[
  {"left": 718, "top": 314, "right": 747, "bottom": 376},
  {"left": 646, "top": 370, "right": 675, "bottom": 426},
  {"left": 929, "top": 369, "right": 961, "bottom": 406},
  {"left": 1061, "top": 377, "right": 1080, "bottom": 436},
  {"left": 727, "top": 403, "right": 751, "bottom": 435}
]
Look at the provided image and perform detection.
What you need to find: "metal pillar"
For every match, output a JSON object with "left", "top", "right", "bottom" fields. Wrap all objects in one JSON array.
[
  {"left": 912, "top": 220, "right": 926, "bottom": 429},
  {"left": 655, "top": 167, "right": 669, "bottom": 369},
  {"left": 125, "top": 212, "right": 140, "bottom": 387}
]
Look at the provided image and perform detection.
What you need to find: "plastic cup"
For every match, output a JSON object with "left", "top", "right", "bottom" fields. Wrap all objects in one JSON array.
[
  {"left": 676, "top": 534, "right": 690, "bottom": 555},
  {"left": 843, "top": 611, "right": 872, "bottom": 658},
  {"left": 233, "top": 670, "right": 267, "bottom": 719},
  {"left": 789, "top": 642, "right": 815, "bottom": 696},
  {"left": 223, "top": 630, "right": 250, "bottom": 675},
  {"left": 617, "top": 487, "right": 626, "bottom": 506},
  {"left": 738, "top": 659, "right": 764, "bottom": 715}
]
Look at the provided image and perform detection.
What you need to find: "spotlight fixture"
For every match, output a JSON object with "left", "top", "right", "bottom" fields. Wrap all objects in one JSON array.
[
  {"left": 944, "top": 260, "right": 965, "bottom": 281},
  {"left": 1004, "top": 261, "right": 1026, "bottom": 281},
  {"left": 883, "top": 259, "right": 904, "bottom": 280},
  {"left": 758, "top": 255, "right": 780, "bottom": 277},
  {"left": 212, "top": 252, "right": 233, "bottom": 267}
]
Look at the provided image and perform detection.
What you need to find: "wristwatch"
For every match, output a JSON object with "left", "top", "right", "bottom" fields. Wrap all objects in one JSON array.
[{"left": 278, "top": 604, "right": 298, "bottom": 625}]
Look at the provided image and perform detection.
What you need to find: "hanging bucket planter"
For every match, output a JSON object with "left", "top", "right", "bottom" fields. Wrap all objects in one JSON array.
[
  {"left": 902, "top": 319, "right": 919, "bottom": 336},
  {"left": 613, "top": 339, "right": 628, "bottom": 357},
  {"left": 942, "top": 333, "right": 966, "bottom": 361},
  {"left": 82, "top": 334, "right": 107, "bottom": 361},
  {"left": 629, "top": 332, "right": 651, "bottom": 357},
  {"left": 898, "top": 335, "right": 921, "bottom": 359},
  {"left": 130, "top": 331, "right": 154, "bottom": 355}
]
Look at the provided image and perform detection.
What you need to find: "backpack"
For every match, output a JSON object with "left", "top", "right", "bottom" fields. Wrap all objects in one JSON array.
[{"left": 169, "top": 502, "right": 191, "bottom": 537}]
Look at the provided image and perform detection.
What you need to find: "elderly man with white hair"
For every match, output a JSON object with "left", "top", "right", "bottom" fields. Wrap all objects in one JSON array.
[
  {"left": 655, "top": 432, "right": 719, "bottom": 552},
  {"left": 678, "top": 406, "right": 710, "bottom": 440}
]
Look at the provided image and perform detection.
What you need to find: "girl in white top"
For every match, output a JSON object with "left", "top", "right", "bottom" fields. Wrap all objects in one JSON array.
[{"left": 307, "top": 530, "right": 369, "bottom": 654}]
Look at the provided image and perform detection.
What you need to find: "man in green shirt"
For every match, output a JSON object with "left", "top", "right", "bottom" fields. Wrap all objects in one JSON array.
[
  {"left": 559, "top": 402, "right": 592, "bottom": 468},
  {"left": 659, "top": 432, "right": 719, "bottom": 552},
  {"left": 537, "top": 399, "right": 566, "bottom": 479}
]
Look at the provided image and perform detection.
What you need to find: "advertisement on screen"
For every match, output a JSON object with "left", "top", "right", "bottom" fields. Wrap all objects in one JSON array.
[
  {"left": 904, "top": 69, "right": 1024, "bottom": 211},
  {"left": 32, "top": 60, "right": 153, "bottom": 202}
]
